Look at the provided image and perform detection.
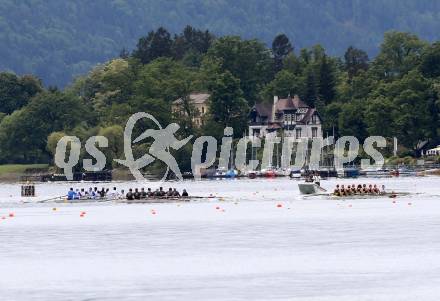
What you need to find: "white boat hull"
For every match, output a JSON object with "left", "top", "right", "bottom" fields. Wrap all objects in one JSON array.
[{"left": 298, "top": 183, "right": 325, "bottom": 195}]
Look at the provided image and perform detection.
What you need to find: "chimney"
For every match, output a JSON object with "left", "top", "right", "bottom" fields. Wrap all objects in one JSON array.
[{"left": 272, "top": 96, "right": 278, "bottom": 122}]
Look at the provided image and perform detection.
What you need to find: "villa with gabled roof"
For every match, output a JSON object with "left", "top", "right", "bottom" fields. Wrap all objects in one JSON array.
[{"left": 249, "top": 95, "right": 322, "bottom": 139}]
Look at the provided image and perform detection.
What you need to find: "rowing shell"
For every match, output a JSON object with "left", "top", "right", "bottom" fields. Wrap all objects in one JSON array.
[
  {"left": 329, "top": 192, "right": 410, "bottom": 199},
  {"left": 53, "top": 197, "right": 113, "bottom": 203},
  {"left": 302, "top": 191, "right": 411, "bottom": 199},
  {"left": 45, "top": 195, "right": 215, "bottom": 204},
  {"left": 118, "top": 196, "right": 217, "bottom": 204}
]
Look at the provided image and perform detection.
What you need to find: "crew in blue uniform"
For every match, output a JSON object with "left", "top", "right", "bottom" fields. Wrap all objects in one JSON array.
[{"left": 67, "top": 188, "right": 76, "bottom": 200}]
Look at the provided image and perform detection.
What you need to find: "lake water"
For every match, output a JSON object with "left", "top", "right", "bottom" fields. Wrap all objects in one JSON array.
[{"left": 1, "top": 176, "right": 440, "bottom": 300}]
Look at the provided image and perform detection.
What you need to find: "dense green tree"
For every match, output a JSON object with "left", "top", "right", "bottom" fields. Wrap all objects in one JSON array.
[
  {"left": 283, "top": 53, "right": 302, "bottom": 75},
  {"left": 172, "top": 25, "right": 214, "bottom": 61},
  {"left": 303, "top": 67, "right": 318, "bottom": 107},
  {"left": 133, "top": 27, "right": 173, "bottom": 64},
  {"left": 272, "top": 34, "right": 293, "bottom": 73},
  {"left": 364, "top": 96, "right": 396, "bottom": 138},
  {"left": 205, "top": 36, "right": 272, "bottom": 102},
  {"left": 0, "top": 91, "right": 86, "bottom": 163},
  {"left": 344, "top": 46, "right": 369, "bottom": 81},
  {"left": 317, "top": 54, "right": 336, "bottom": 105},
  {"left": 338, "top": 100, "right": 368, "bottom": 140},
  {"left": 261, "top": 70, "right": 301, "bottom": 100},
  {"left": 420, "top": 42, "right": 440, "bottom": 78},
  {"left": 371, "top": 31, "right": 428, "bottom": 80},
  {"left": 0, "top": 73, "right": 42, "bottom": 114},
  {"left": 208, "top": 71, "right": 249, "bottom": 136},
  {"left": 98, "top": 125, "right": 124, "bottom": 168}
]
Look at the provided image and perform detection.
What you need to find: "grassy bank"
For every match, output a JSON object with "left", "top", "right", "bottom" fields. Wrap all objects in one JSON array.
[{"left": 0, "top": 164, "right": 49, "bottom": 182}]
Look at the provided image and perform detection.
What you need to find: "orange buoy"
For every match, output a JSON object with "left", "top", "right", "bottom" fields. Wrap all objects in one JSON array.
[
  {"left": 348, "top": 204, "right": 352, "bottom": 208},
  {"left": 9, "top": 213, "right": 14, "bottom": 217},
  {"left": 276, "top": 204, "right": 282, "bottom": 208},
  {"left": 52, "top": 207, "right": 57, "bottom": 211},
  {"left": 216, "top": 206, "right": 220, "bottom": 210},
  {"left": 408, "top": 202, "right": 412, "bottom": 206}
]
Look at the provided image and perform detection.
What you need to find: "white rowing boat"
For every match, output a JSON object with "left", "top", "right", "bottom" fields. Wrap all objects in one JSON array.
[
  {"left": 40, "top": 195, "right": 215, "bottom": 204},
  {"left": 298, "top": 183, "right": 327, "bottom": 195},
  {"left": 303, "top": 191, "right": 411, "bottom": 199}
]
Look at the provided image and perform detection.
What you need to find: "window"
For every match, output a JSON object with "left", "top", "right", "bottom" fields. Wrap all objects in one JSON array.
[
  {"left": 202, "top": 106, "right": 205, "bottom": 114},
  {"left": 296, "top": 128, "right": 302, "bottom": 139},
  {"left": 312, "top": 114, "right": 317, "bottom": 123},
  {"left": 312, "top": 127, "right": 318, "bottom": 138}
]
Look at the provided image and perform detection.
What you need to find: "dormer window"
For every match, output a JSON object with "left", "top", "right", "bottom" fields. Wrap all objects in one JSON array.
[{"left": 312, "top": 114, "right": 317, "bottom": 123}]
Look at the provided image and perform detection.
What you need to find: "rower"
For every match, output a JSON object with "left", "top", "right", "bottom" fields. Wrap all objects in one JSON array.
[
  {"left": 172, "top": 188, "right": 180, "bottom": 197},
  {"left": 166, "top": 188, "right": 173, "bottom": 197},
  {"left": 373, "top": 184, "right": 379, "bottom": 194},
  {"left": 67, "top": 188, "right": 76, "bottom": 200},
  {"left": 140, "top": 188, "right": 147, "bottom": 199},
  {"left": 126, "top": 188, "right": 134, "bottom": 200},
  {"left": 333, "top": 184, "right": 340, "bottom": 196},
  {"left": 313, "top": 172, "right": 321, "bottom": 186},
  {"left": 99, "top": 187, "right": 106, "bottom": 198},
  {"left": 357, "top": 184, "right": 362, "bottom": 194},
  {"left": 182, "top": 189, "right": 189, "bottom": 197},
  {"left": 362, "top": 184, "right": 368, "bottom": 194},
  {"left": 109, "top": 187, "right": 118, "bottom": 199},
  {"left": 346, "top": 185, "right": 352, "bottom": 195},
  {"left": 351, "top": 184, "right": 356, "bottom": 194},
  {"left": 159, "top": 187, "right": 166, "bottom": 197},
  {"left": 134, "top": 188, "right": 141, "bottom": 200},
  {"left": 147, "top": 188, "right": 153, "bottom": 197}
]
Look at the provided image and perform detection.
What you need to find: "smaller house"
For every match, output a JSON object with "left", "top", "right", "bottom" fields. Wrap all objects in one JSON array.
[
  {"left": 426, "top": 145, "right": 440, "bottom": 156},
  {"left": 172, "top": 92, "right": 210, "bottom": 127},
  {"left": 249, "top": 95, "right": 322, "bottom": 139}
]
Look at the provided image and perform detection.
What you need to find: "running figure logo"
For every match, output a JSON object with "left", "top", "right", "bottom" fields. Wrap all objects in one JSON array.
[{"left": 115, "top": 112, "right": 193, "bottom": 182}]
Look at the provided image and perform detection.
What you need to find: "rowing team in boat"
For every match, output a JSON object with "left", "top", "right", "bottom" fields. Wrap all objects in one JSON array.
[
  {"left": 67, "top": 187, "right": 189, "bottom": 200},
  {"left": 333, "top": 184, "right": 385, "bottom": 196}
]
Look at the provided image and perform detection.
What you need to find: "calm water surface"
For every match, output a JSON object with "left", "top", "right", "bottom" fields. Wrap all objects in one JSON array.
[{"left": 1, "top": 177, "right": 440, "bottom": 300}]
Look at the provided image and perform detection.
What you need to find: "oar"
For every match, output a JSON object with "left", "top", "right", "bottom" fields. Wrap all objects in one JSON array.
[
  {"left": 37, "top": 195, "right": 66, "bottom": 203},
  {"left": 317, "top": 185, "right": 327, "bottom": 192}
]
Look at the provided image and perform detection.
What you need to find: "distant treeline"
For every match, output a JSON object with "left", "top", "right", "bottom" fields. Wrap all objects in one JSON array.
[
  {"left": 3, "top": 0, "right": 440, "bottom": 87},
  {"left": 0, "top": 26, "right": 439, "bottom": 171}
]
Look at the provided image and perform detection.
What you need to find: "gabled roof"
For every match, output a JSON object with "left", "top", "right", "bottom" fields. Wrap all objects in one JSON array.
[
  {"left": 251, "top": 103, "right": 272, "bottom": 117},
  {"left": 173, "top": 92, "right": 210, "bottom": 105},
  {"left": 298, "top": 108, "right": 318, "bottom": 124},
  {"left": 251, "top": 95, "right": 321, "bottom": 124},
  {"left": 274, "top": 95, "right": 309, "bottom": 112}
]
